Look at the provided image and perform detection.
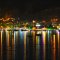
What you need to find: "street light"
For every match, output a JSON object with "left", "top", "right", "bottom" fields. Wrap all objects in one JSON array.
[{"left": 33, "top": 20, "right": 35, "bottom": 23}]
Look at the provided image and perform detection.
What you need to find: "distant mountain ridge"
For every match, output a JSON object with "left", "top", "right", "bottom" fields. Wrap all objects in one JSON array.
[{"left": 40, "top": 7, "right": 60, "bottom": 17}]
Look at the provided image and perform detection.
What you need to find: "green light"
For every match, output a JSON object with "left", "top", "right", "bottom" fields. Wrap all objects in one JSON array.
[
  {"left": 27, "top": 26, "right": 32, "bottom": 30},
  {"left": 47, "top": 27, "right": 53, "bottom": 30}
]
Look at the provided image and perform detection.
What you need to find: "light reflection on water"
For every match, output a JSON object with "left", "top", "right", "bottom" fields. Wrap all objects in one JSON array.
[{"left": 0, "top": 30, "right": 60, "bottom": 60}]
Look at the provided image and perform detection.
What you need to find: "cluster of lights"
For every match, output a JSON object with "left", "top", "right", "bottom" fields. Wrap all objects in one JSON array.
[
  {"left": 0, "top": 17, "right": 15, "bottom": 22},
  {"left": 0, "top": 18, "right": 59, "bottom": 31}
]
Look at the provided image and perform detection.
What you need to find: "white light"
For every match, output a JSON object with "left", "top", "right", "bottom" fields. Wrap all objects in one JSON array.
[
  {"left": 58, "top": 28, "right": 60, "bottom": 30},
  {"left": 36, "top": 23, "right": 41, "bottom": 27}
]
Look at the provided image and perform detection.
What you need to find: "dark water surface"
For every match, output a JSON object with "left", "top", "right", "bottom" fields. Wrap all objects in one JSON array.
[{"left": 0, "top": 30, "right": 60, "bottom": 60}]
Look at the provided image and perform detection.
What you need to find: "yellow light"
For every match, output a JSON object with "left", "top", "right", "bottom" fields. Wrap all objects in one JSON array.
[
  {"left": 53, "top": 35, "right": 56, "bottom": 60},
  {"left": 24, "top": 32, "right": 27, "bottom": 60},
  {"left": 32, "top": 27, "right": 36, "bottom": 30},
  {"left": 42, "top": 31, "right": 46, "bottom": 60},
  {"left": 33, "top": 20, "right": 35, "bottom": 23},
  {"left": 57, "top": 26, "right": 60, "bottom": 29},
  {"left": 42, "top": 27, "right": 47, "bottom": 30}
]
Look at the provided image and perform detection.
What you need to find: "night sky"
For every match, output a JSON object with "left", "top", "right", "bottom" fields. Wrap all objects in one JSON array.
[{"left": 0, "top": 0, "right": 60, "bottom": 18}]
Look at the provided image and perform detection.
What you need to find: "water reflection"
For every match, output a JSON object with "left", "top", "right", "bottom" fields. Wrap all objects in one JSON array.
[{"left": 0, "top": 30, "right": 60, "bottom": 60}]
